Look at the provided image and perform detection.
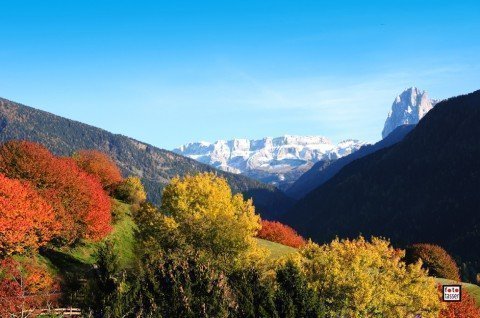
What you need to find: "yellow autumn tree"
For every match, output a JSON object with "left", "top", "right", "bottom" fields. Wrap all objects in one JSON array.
[
  {"left": 114, "top": 176, "right": 147, "bottom": 204},
  {"left": 300, "top": 237, "right": 442, "bottom": 318},
  {"left": 136, "top": 173, "right": 264, "bottom": 269}
]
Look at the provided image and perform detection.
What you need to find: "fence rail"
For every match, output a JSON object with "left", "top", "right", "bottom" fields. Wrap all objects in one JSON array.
[{"left": 35, "top": 307, "right": 82, "bottom": 317}]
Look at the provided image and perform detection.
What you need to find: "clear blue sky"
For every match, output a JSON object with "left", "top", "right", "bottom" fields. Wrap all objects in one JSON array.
[{"left": 1, "top": 0, "right": 479, "bottom": 149}]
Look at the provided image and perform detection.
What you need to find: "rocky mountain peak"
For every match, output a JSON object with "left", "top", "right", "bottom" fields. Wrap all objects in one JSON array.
[{"left": 382, "top": 87, "right": 438, "bottom": 138}]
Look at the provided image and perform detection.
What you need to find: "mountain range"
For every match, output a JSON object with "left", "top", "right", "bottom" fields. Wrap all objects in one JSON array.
[
  {"left": 282, "top": 90, "right": 480, "bottom": 268},
  {"left": 174, "top": 87, "right": 437, "bottom": 190},
  {"left": 0, "top": 97, "right": 293, "bottom": 219},
  {"left": 174, "top": 136, "right": 365, "bottom": 189}
]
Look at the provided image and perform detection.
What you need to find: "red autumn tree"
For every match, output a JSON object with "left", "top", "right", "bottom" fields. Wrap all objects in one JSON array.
[
  {"left": 405, "top": 244, "right": 460, "bottom": 281},
  {"left": 0, "top": 174, "right": 58, "bottom": 256},
  {"left": 0, "top": 141, "right": 112, "bottom": 244},
  {"left": 439, "top": 287, "right": 480, "bottom": 318},
  {"left": 73, "top": 150, "right": 123, "bottom": 192},
  {"left": 0, "top": 258, "right": 60, "bottom": 317},
  {"left": 257, "top": 220, "right": 306, "bottom": 248}
]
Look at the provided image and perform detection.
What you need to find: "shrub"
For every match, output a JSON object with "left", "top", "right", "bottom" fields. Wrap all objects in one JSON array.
[
  {"left": 275, "top": 260, "right": 323, "bottom": 318},
  {"left": 84, "top": 241, "right": 129, "bottom": 317},
  {"left": 301, "top": 237, "right": 442, "bottom": 317},
  {"left": 73, "top": 150, "right": 123, "bottom": 192},
  {"left": 257, "top": 220, "right": 306, "bottom": 248},
  {"left": 0, "top": 141, "right": 112, "bottom": 244},
  {"left": 405, "top": 244, "right": 461, "bottom": 281},
  {"left": 228, "top": 267, "right": 278, "bottom": 318},
  {"left": 114, "top": 176, "right": 147, "bottom": 204},
  {"left": 0, "top": 258, "right": 60, "bottom": 316},
  {"left": 439, "top": 287, "right": 480, "bottom": 317},
  {"left": 0, "top": 174, "right": 58, "bottom": 256},
  {"left": 131, "top": 251, "right": 235, "bottom": 318}
]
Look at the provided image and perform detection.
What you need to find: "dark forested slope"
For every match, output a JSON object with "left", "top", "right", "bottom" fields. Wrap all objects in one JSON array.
[
  {"left": 283, "top": 90, "right": 480, "bottom": 264},
  {"left": 286, "top": 124, "right": 415, "bottom": 199}
]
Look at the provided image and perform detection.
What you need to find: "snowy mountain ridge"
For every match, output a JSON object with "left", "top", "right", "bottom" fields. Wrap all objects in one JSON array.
[{"left": 173, "top": 135, "right": 366, "bottom": 187}]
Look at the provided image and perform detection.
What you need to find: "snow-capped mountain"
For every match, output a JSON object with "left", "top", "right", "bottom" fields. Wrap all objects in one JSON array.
[
  {"left": 174, "top": 136, "right": 366, "bottom": 188},
  {"left": 382, "top": 87, "right": 439, "bottom": 138}
]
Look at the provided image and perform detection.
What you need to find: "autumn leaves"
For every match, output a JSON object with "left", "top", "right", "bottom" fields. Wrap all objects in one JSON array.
[{"left": 0, "top": 141, "right": 121, "bottom": 255}]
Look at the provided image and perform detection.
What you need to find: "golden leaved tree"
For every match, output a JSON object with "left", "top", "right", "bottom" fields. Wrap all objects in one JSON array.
[
  {"left": 135, "top": 172, "right": 264, "bottom": 269},
  {"left": 300, "top": 237, "right": 443, "bottom": 318}
]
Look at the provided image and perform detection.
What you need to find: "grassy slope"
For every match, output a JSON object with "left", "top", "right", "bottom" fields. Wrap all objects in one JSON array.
[
  {"left": 43, "top": 201, "right": 293, "bottom": 275},
  {"left": 41, "top": 200, "right": 136, "bottom": 277},
  {"left": 255, "top": 238, "right": 297, "bottom": 260}
]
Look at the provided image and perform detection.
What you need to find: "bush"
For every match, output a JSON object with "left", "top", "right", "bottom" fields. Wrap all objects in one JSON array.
[
  {"left": 131, "top": 251, "right": 235, "bottom": 318},
  {"left": 405, "top": 244, "right": 461, "bottom": 281},
  {"left": 114, "top": 176, "right": 147, "bottom": 205},
  {"left": 275, "top": 260, "right": 323, "bottom": 318},
  {"left": 73, "top": 150, "right": 123, "bottom": 192},
  {"left": 0, "top": 258, "right": 60, "bottom": 316},
  {"left": 228, "top": 267, "right": 278, "bottom": 318},
  {"left": 301, "top": 237, "right": 442, "bottom": 317},
  {"left": 0, "top": 173, "right": 58, "bottom": 256},
  {"left": 84, "top": 241, "right": 129, "bottom": 317},
  {"left": 439, "top": 287, "right": 480, "bottom": 317},
  {"left": 0, "top": 141, "right": 112, "bottom": 244},
  {"left": 257, "top": 220, "right": 306, "bottom": 248}
]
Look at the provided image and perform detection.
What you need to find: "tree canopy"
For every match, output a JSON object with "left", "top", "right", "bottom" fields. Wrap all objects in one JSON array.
[
  {"left": 0, "top": 173, "right": 58, "bottom": 256},
  {"left": 300, "top": 237, "right": 442, "bottom": 317},
  {"left": 0, "top": 141, "right": 112, "bottom": 244}
]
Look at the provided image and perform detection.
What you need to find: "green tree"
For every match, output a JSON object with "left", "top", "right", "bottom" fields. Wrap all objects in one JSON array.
[
  {"left": 275, "top": 260, "right": 323, "bottom": 318},
  {"left": 130, "top": 251, "right": 235, "bottom": 318},
  {"left": 229, "top": 267, "right": 278, "bottom": 318},
  {"left": 85, "top": 241, "right": 131, "bottom": 317}
]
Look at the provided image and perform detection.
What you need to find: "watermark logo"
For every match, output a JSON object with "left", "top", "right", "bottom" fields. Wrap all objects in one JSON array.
[{"left": 442, "top": 284, "right": 461, "bottom": 302}]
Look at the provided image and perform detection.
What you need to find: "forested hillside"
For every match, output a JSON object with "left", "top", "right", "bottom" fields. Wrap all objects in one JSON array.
[
  {"left": 286, "top": 124, "right": 415, "bottom": 199},
  {"left": 0, "top": 97, "right": 293, "bottom": 218}
]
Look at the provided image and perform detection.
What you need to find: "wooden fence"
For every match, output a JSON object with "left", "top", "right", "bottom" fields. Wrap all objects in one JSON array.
[{"left": 35, "top": 307, "right": 82, "bottom": 317}]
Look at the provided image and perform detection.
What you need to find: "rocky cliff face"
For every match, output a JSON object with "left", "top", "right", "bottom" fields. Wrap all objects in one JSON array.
[{"left": 382, "top": 87, "right": 438, "bottom": 138}]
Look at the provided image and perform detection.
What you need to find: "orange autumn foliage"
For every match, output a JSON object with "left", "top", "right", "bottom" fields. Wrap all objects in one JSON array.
[
  {"left": 0, "top": 258, "right": 60, "bottom": 316},
  {"left": 0, "top": 141, "right": 112, "bottom": 244},
  {"left": 257, "top": 220, "right": 306, "bottom": 248},
  {"left": 0, "top": 174, "right": 58, "bottom": 256},
  {"left": 439, "top": 287, "right": 480, "bottom": 318},
  {"left": 405, "top": 244, "right": 461, "bottom": 281},
  {"left": 73, "top": 150, "right": 123, "bottom": 192}
]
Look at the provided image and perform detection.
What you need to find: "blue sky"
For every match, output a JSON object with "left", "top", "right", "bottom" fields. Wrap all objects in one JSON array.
[{"left": 1, "top": 0, "right": 479, "bottom": 149}]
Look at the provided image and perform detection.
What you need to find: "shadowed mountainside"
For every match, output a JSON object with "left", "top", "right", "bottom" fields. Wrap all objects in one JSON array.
[
  {"left": 283, "top": 90, "right": 480, "bottom": 266},
  {"left": 286, "top": 124, "right": 415, "bottom": 199}
]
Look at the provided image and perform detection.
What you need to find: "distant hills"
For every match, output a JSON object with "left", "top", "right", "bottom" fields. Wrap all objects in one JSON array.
[
  {"left": 283, "top": 90, "right": 480, "bottom": 266},
  {"left": 174, "top": 136, "right": 365, "bottom": 190},
  {"left": 0, "top": 97, "right": 293, "bottom": 219}
]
